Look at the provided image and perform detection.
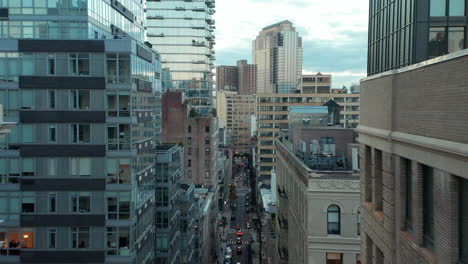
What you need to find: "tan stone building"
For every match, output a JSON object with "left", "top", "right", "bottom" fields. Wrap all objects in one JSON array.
[
  {"left": 217, "top": 90, "right": 256, "bottom": 154},
  {"left": 357, "top": 50, "right": 468, "bottom": 263},
  {"left": 255, "top": 93, "right": 360, "bottom": 179},
  {"left": 275, "top": 139, "right": 361, "bottom": 264},
  {"left": 301, "top": 73, "right": 332, "bottom": 94}
]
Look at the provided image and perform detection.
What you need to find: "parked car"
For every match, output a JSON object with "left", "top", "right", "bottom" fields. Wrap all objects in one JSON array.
[
  {"left": 235, "top": 225, "right": 241, "bottom": 231},
  {"left": 236, "top": 237, "right": 242, "bottom": 244},
  {"left": 236, "top": 246, "right": 243, "bottom": 254},
  {"left": 246, "top": 222, "right": 251, "bottom": 229}
]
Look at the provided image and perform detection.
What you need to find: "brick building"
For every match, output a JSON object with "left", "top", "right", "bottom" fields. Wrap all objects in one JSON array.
[
  {"left": 216, "top": 60, "right": 257, "bottom": 94},
  {"left": 357, "top": 50, "right": 468, "bottom": 263}
]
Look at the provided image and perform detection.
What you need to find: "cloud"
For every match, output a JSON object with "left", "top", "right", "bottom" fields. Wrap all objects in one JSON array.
[{"left": 214, "top": 0, "right": 369, "bottom": 87}]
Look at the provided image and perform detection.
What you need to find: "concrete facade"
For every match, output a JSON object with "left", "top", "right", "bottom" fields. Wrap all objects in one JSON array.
[
  {"left": 357, "top": 50, "right": 468, "bottom": 264},
  {"left": 301, "top": 73, "right": 332, "bottom": 94},
  {"left": 275, "top": 139, "right": 361, "bottom": 264}
]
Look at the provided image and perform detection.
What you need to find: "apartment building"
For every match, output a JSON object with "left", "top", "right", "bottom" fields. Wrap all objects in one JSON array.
[
  {"left": 358, "top": 50, "right": 468, "bottom": 263},
  {"left": 216, "top": 60, "right": 257, "bottom": 94},
  {"left": 275, "top": 139, "right": 361, "bottom": 264},
  {"left": 0, "top": 1, "right": 162, "bottom": 263},
  {"left": 146, "top": 0, "right": 216, "bottom": 113},
  {"left": 217, "top": 90, "right": 256, "bottom": 154},
  {"left": 301, "top": 73, "right": 332, "bottom": 94},
  {"left": 255, "top": 93, "right": 360, "bottom": 180}
]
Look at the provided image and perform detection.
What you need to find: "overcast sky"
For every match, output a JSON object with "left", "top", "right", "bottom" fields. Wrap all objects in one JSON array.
[{"left": 213, "top": 0, "right": 369, "bottom": 88}]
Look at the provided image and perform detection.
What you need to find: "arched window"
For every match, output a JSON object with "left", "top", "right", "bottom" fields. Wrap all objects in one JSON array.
[
  {"left": 357, "top": 210, "right": 361, "bottom": 236},
  {"left": 327, "top": 205, "right": 340, "bottom": 235}
]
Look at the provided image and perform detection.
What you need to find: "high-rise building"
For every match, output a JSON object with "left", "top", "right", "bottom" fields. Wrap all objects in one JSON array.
[
  {"left": 0, "top": 1, "right": 161, "bottom": 263},
  {"left": 301, "top": 73, "right": 332, "bottom": 94},
  {"left": 0, "top": 105, "right": 14, "bottom": 139},
  {"left": 216, "top": 65, "right": 238, "bottom": 91},
  {"left": 253, "top": 20, "right": 302, "bottom": 94},
  {"left": 359, "top": 1, "right": 468, "bottom": 263},
  {"left": 146, "top": 0, "right": 216, "bottom": 113},
  {"left": 367, "top": 0, "right": 467, "bottom": 75},
  {"left": 216, "top": 60, "right": 257, "bottom": 94}
]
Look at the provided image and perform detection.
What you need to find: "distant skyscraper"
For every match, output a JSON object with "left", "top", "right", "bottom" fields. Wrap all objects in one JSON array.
[
  {"left": 253, "top": 20, "right": 302, "bottom": 94},
  {"left": 367, "top": 0, "right": 467, "bottom": 75},
  {"left": 146, "top": 0, "right": 216, "bottom": 114}
]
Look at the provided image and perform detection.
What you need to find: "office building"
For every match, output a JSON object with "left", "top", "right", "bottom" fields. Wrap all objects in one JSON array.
[
  {"left": 217, "top": 90, "right": 256, "bottom": 154},
  {"left": 253, "top": 20, "right": 302, "bottom": 94},
  {"left": 367, "top": 0, "right": 467, "bottom": 75},
  {"left": 146, "top": 0, "right": 216, "bottom": 113},
  {"left": 255, "top": 93, "right": 360, "bottom": 181},
  {"left": 301, "top": 73, "right": 332, "bottom": 94},
  {"left": 0, "top": 1, "right": 161, "bottom": 263},
  {"left": 359, "top": 41, "right": 468, "bottom": 264},
  {"left": 0, "top": 105, "right": 14, "bottom": 139},
  {"left": 350, "top": 83, "right": 360, "bottom": 94}
]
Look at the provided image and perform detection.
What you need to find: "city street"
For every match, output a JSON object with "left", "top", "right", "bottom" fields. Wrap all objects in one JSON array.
[{"left": 218, "top": 159, "right": 255, "bottom": 264}]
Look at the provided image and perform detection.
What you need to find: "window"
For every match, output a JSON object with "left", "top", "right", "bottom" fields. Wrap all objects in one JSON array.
[
  {"left": 356, "top": 254, "right": 361, "bottom": 264},
  {"left": 326, "top": 253, "right": 343, "bottom": 264},
  {"left": 106, "top": 91, "right": 130, "bottom": 117},
  {"left": 205, "top": 159, "right": 210, "bottom": 169},
  {"left": 106, "top": 158, "right": 131, "bottom": 184},
  {"left": 71, "top": 124, "right": 90, "bottom": 143},
  {"left": 422, "top": 165, "right": 434, "bottom": 249},
  {"left": 22, "top": 192, "right": 35, "bottom": 213},
  {"left": 70, "top": 90, "right": 90, "bottom": 110},
  {"left": 205, "top": 148, "right": 210, "bottom": 155},
  {"left": 22, "top": 159, "right": 34, "bottom": 176},
  {"left": 71, "top": 227, "right": 90, "bottom": 248},
  {"left": 48, "top": 90, "right": 56, "bottom": 109},
  {"left": 461, "top": 177, "right": 468, "bottom": 262},
  {"left": 21, "top": 90, "right": 33, "bottom": 110},
  {"left": 107, "top": 124, "right": 130, "bottom": 150},
  {"left": 374, "top": 149, "right": 383, "bottom": 211},
  {"left": 48, "top": 159, "right": 56, "bottom": 177},
  {"left": 0, "top": 230, "right": 34, "bottom": 254},
  {"left": 187, "top": 137, "right": 192, "bottom": 145},
  {"left": 71, "top": 158, "right": 91, "bottom": 177},
  {"left": 69, "top": 53, "right": 90, "bottom": 76},
  {"left": 48, "top": 193, "right": 56, "bottom": 213},
  {"left": 188, "top": 147, "right": 191, "bottom": 155},
  {"left": 448, "top": 27, "right": 465, "bottom": 53},
  {"left": 357, "top": 210, "right": 361, "bottom": 236},
  {"left": 106, "top": 53, "right": 130, "bottom": 83},
  {"left": 71, "top": 192, "right": 91, "bottom": 213},
  {"left": 188, "top": 159, "right": 191, "bottom": 167},
  {"left": 106, "top": 227, "right": 130, "bottom": 256},
  {"left": 22, "top": 124, "right": 33, "bottom": 143},
  {"left": 205, "top": 126, "right": 210, "bottom": 133},
  {"left": 188, "top": 126, "right": 191, "bottom": 133},
  {"left": 188, "top": 170, "right": 192, "bottom": 178},
  {"left": 47, "top": 54, "right": 55, "bottom": 75},
  {"left": 430, "top": 0, "right": 446, "bottom": 16},
  {"left": 156, "top": 187, "right": 169, "bottom": 207},
  {"left": 327, "top": 205, "right": 340, "bottom": 235},
  {"left": 48, "top": 228, "right": 56, "bottom": 249},
  {"left": 205, "top": 137, "right": 210, "bottom": 145},
  {"left": 48, "top": 125, "right": 56, "bottom": 143},
  {"left": 404, "top": 158, "right": 413, "bottom": 231},
  {"left": 205, "top": 171, "right": 210, "bottom": 178},
  {"left": 156, "top": 211, "right": 169, "bottom": 228},
  {"left": 449, "top": 0, "right": 465, "bottom": 15},
  {"left": 429, "top": 27, "right": 447, "bottom": 58},
  {"left": 106, "top": 192, "right": 130, "bottom": 220}
]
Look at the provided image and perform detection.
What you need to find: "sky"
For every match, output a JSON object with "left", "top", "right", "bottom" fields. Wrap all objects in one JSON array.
[{"left": 213, "top": 0, "right": 369, "bottom": 88}]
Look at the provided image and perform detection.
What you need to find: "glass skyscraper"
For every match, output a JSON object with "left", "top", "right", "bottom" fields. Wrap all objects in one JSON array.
[
  {"left": 0, "top": 0, "right": 161, "bottom": 263},
  {"left": 367, "top": 0, "right": 467, "bottom": 75},
  {"left": 146, "top": 0, "right": 216, "bottom": 114}
]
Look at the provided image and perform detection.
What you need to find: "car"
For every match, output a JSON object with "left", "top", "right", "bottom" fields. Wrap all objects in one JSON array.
[
  {"left": 246, "top": 222, "right": 251, "bottom": 229},
  {"left": 236, "top": 231, "right": 243, "bottom": 236},
  {"left": 226, "top": 246, "right": 232, "bottom": 254},
  {"left": 236, "top": 237, "right": 242, "bottom": 244},
  {"left": 236, "top": 246, "right": 243, "bottom": 254},
  {"left": 235, "top": 225, "right": 241, "bottom": 231}
]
